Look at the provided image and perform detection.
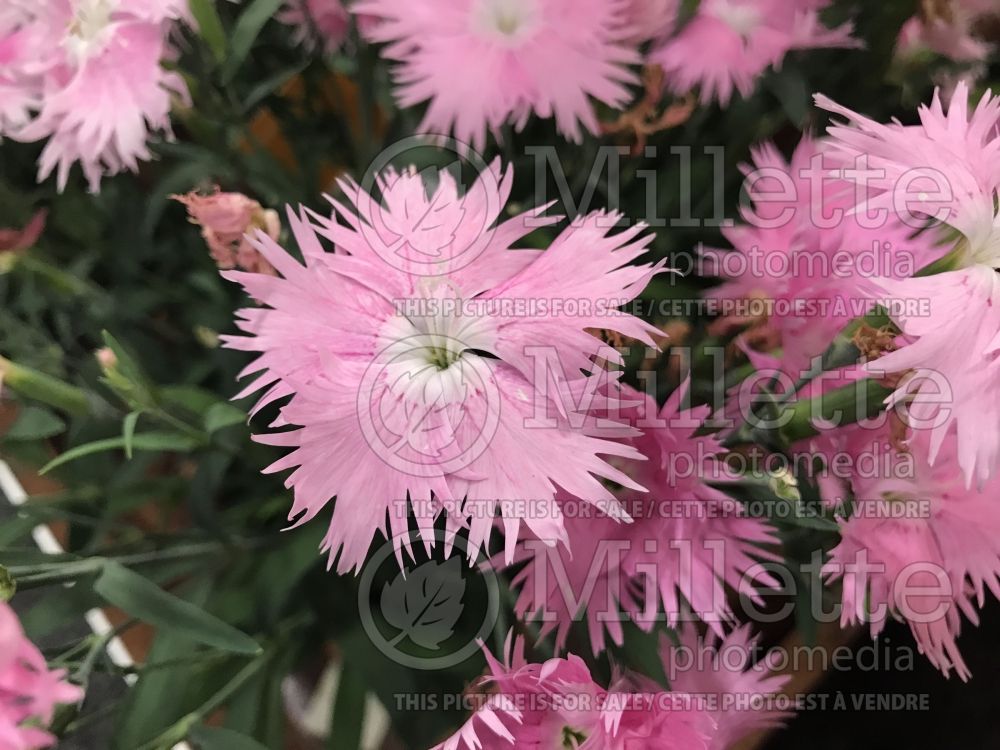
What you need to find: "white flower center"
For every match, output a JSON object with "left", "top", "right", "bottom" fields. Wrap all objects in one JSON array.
[
  {"left": 471, "top": 0, "right": 540, "bottom": 43},
  {"left": 378, "top": 287, "right": 497, "bottom": 407},
  {"left": 709, "top": 0, "right": 761, "bottom": 38},
  {"left": 65, "top": 0, "right": 119, "bottom": 61}
]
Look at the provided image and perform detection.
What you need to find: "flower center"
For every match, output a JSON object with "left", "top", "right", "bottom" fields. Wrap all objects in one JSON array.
[
  {"left": 377, "top": 286, "right": 497, "bottom": 407},
  {"left": 709, "top": 0, "right": 761, "bottom": 38},
  {"left": 560, "top": 726, "right": 588, "bottom": 748},
  {"left": 65, "top": 0, "right": 118, "bottom": 61},
  {"left": 471, "top": 0, "right": 540, "bottom": 43}
]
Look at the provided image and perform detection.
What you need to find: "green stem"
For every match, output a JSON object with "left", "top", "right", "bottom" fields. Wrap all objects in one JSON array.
[{"left": 10, "top": 541, "right": 230, "bottom": 589}]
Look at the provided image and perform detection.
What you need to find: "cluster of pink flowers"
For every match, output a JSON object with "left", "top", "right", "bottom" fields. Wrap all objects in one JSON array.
[
  {"left": 0, "top": 601, "right": 82, "bottom": 749},
  {"left": 816, "top": 81, "right": 1000, "bottom": 486},
  {"left": 0, "top": 0, "right": 189, "bottom": 192},
  {"left": 806, "top": 81, "right": 1000, "bottom": 678},
  {"left": 223, "top": 158, "right": 793, "bottom": 742},
  {"left": 351, "top": 0, "right": 858, "bottom": 148},
  {"left": 431, "top": 628, "right": 787, "bottom": 750},
  {"left": 711, "top": 80, "right": 1000, "bottom": 678}
]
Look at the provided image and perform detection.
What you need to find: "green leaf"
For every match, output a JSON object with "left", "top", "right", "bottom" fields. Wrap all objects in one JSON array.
[
  {"left": 123, "top": 411, "right": 141, "bottom": 459},
  {"left": 204, "top": 402, "right": 246, "bottom": 434},
  {"left": 160, "top": 385, "right": 222, "bottom": 416},
  {"left": 189, "top": 726, "right": 270, "bottom": 750},
  {"left": 4, "top": 406, "right": 66, "bottom": 441},
  {"left": 94, "top": 562, "right": 261, "bottom": 655},
  {"left": 0, "top": 513, "right": 36, "bottom": 547},
  {"left": 242, "top": 62, "right": 308, "bottom": 113},
  {"left": 40, "top": 432, "right": 199, "bottom": 474},
  {"left": 0, "top": 548, "right": 80, "bottom": 567},
  {"left": 768, "top": 67, "right": 809, "bottom": 125},
  {"left": 189, "top": 0, "right": 227, "bottom": 63},
  {"left": 113, "top": 577, "right": 215, "bottom": 749},
  {"left": 99, "top": 331, "right": 156, "bottom": 410},
  {"left": 222, "top": 0, "right": 283, "bottom": 82},
  {"left": 329, "top": 660, "right": 366, "bottom": 750}
]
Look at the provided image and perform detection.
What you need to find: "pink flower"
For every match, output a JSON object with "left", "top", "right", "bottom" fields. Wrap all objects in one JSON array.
[
  {"left": 582, "top": 683, "right": 713, "bottom": 750},
  {"left": 223, "top": 161, "right": 665, "bottom": 572},
  {"left": 868, "top": 267, "right": 1000, "bottom": 487},
  {"left": 432, "top": 629, "right": 786, "bottom": 750},
  {"left": 2, "top": 0, "right": 189, "bottom": 192},
  {"left": 620, "top": 383, "right": 781, "bottom": 633},
  {"left": 0, "top": 209, "right": 46, "bottom": 254},
  {"left": 354, "top": 0, "right": 640, "bottom": 149},
  {"left": 650, "top": 0, "right": 858, "bottom": 105},
  {"left": 816, "top": 81, "right": 1000, "bottom": 264},
  {"left": 173, "top": 188, "right": 281, "bottom": 275},
  {"left": 816, "top": 83, "right": 1000, "bottom": 484},
  {"left": 433, "top": 634, "right": 716, "bottom": 750},
  {"left": 431, "top": 634, "right": 604, "bottom": 750},
  {"left": 505, "top": 381, "right": 779, "bottom": 654},
  {"left": 824, "top": 428, "right": 1000, "bottom": 680},
  {"left": 896, "top": 0, "right": 996, "bottom": 63},
  {"left": 505, "top": 497, "right": 643, "bottom": 655},
  {"left": 0, "top": 601, "right": 83, "bottom": 749},
  {"left": 703, "top": 136, "right": 942, "bottom": 380},
  {"left": 662, "top": 625, "right": 791, "bottom": 750},
  {"left": 279, "top": 0, "right": 351, "bottom": 53},
  {"left": 620, "top": 0, "right": 678, "bottom": 43}
]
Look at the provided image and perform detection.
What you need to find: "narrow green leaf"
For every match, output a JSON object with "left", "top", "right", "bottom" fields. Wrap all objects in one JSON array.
[
  {"left": 0, "top": 548, "right": 80, "bottom": 567},
  {"left": 329, "top": 660, "right": 366, "bottom": 750},
  {"left": 40, "top": 432, "right": 199, "bottom": 474},
  {"left": 189, "top": 0, "right": 227, "bottom": 63},
  {"left": 123, "top": 411, "right": 141, "bottom": 459},
  {"left": 94, "top": 562, "right": 260, "bottom": 655},
  {"left": 160, "top": 385, "right": 222, "bottom": 415},
  {"left": 189, "top": 726, "right": 270, "bottom": 750},
  {"left": 113, "top": 578, "right": 214, "bottom": 749},
  {"left": 101, "top": 331, "right": 148, "bottom": 386},
  {"left": 4, "top": 406, "right": 66, "bottom": 441},
  {"left": 222, "top": 0, "right": 283, "bottom": 82},
  {"left": 204, "top": 402, "right": 246, "bottom": 434},
  {"left": 0, "top": 514, "right": 36, "bottom": 546},
  {"left": 242, "top": 62, "right": 308, "bottom": 113}
]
